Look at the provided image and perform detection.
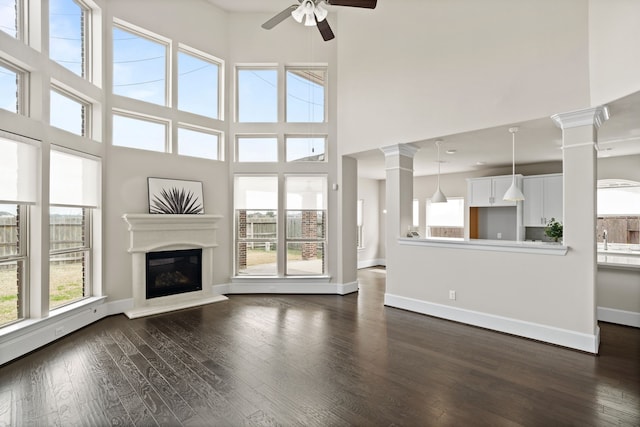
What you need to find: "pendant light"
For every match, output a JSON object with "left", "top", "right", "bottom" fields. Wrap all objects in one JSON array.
[
  {"left": 432, "top": 140, "right": 448, "bottom": 203},
  {"left": 503, "top": 127, "right": 525, "bottom": 201}
]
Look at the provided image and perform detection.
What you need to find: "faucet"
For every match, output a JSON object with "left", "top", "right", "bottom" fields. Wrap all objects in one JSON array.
[{"left": 603, "top": 230, "right": 608, "bottom": 251}]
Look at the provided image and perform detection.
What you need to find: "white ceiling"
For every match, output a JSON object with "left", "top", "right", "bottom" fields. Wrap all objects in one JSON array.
[{"left": 206, "top": 0, "right": 640, "bottom": 180}]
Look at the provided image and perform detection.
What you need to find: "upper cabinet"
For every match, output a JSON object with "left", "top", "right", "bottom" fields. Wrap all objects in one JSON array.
[
  {"left": 467, "top": 175, "right": 522, "bottom": 207},
  {"left": 522, "top": 174, "right": 563, "bottom": 227}
]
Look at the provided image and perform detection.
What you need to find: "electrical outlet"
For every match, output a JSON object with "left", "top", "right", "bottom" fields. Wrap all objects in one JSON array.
[{"left": 449, "top": 290, "right": 456, "bottom": 300}]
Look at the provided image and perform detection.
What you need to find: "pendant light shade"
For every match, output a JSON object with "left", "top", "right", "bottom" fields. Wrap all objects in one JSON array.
[
  {"left": 432, "top": 140, "right": 448, "bottom": 203},
  {"left": 503, "top": 127, "right": 525, "bottom": 202}
]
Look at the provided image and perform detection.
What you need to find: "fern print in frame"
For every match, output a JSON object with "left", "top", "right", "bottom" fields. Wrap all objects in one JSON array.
[{"left": 148, "top": 178, "right": 204, "bottom": 214}]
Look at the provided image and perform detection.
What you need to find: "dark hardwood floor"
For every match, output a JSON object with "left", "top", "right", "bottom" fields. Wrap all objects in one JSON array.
[{"left": 1, "top": 267, "right": 639, "bottom": 426}]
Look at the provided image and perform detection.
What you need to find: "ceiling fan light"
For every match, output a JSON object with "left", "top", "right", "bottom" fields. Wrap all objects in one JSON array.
[
  {"left": 304, "top": 11, "right": 316, "bottom": 26},
  {"left": 291, "top": 4, "right": 305, "bottom": 23},
  {"left": 314, "top": 3, "right": 328, "bottom": 21}
]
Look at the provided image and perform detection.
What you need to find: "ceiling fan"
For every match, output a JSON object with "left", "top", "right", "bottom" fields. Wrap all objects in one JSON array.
[{"left": 261, "top": 0, "right": 377, "bottom": 41}]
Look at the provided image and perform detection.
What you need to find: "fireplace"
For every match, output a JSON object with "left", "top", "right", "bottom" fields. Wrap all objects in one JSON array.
[
  {"left": 146, "top": 249, "right": 202, "bottom": 299},
  {"left": 122, "top": 213, "right": 227, "bottom": 319}
]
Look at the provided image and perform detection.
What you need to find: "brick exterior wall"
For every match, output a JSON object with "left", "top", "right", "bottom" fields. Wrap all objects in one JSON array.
[{"left": 238, "top": 210, "right": 247, "bottom": 270}]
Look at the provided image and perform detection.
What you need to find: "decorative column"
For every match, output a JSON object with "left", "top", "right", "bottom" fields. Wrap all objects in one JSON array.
[
  {"left": 551, "top": 106, "right": 609, "bottom": 341},
  {"left": 381, "top": 144, "right": 419, "bottom": 245}
]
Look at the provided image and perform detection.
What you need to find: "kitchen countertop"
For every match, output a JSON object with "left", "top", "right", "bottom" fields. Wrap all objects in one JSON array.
[
  {"left": 598, "top": 250, "right": 640, "bottom": 270},
  {"left": 399, "top": 237, "right": 568, "bottom": 255}
]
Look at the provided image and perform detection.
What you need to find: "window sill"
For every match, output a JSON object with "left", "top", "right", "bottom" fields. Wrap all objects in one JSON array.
[{"left": 0, "top": 296, "right": 106, "bottom": 339}]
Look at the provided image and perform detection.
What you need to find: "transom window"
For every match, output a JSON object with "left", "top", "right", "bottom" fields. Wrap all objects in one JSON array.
[
  {"left": 0, "top": 0, "right": 21, "bottom": 39},
  {"left": 286, "top": 136, "right": 326, "bottom": 162},
  {"left": 0, "top": 60, "right": 26, "bottom": 114},
  {"left": 112, "top": 22, "right": 168, "bottom": 106},
  {"left": 236, "top": 136, "right": 278, "bottom": 162},
  {"left": 112, "top": 111, "right": 168, "bottom": 152},
  {"left": 178, "top": 126, "right": 221, "bottom": 161},
  {"left": 49, "top": 0, "right": 89, "bottom": 77},
  {"left": 50, "top": 87, "right": 90, "bottom": 136}
]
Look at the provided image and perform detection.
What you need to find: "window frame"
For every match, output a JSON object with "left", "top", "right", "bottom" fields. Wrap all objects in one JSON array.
[
  {"left": 112, "top": 109, "right": 170, "bottom": 153},
  {"left": 177, "top": 44, "right": 224, "bottom": 120},
  {"left": 0, "top": 58, "right": 29, "bottom": 115},
  {"left": 284, "top": 66, "right": 327, "bottom": 123},
  {"left": 177, "top": 124, "right": 223, "bottom": 161},
  {"left": 235, "top": 134, "right": 278, "bottom": 163},
  {"left": 50, "top": 84, "right": 92, "bottom": 136},
  {"left": 49, "top": 0, "right": 91, "bottom": 79},
  {"left": 0, "top": 204, "right": 29, "bottom": 327},
  {"left": 112, "top": 19, "right": 171, "bottom": 107},
  {"left": 235, "top": 65, "right": 278, "bottom": 123}
]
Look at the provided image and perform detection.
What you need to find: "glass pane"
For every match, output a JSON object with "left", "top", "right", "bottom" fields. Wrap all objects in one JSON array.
[
  {"left": 178, "top": 127, "right": 219, "bottom": 160},
  {"left": 286, "top": 69, "right": 325, "bottom": 123},
  {"left": 237, "top": 69, "right": 277, "bottom": 122},
  {"left": 0, "top": 0, "right": 18, "bottom": 38},
  {"left": 112, "top": 114, "right": 166, "bottom": 152},
  {"left": 50, "top": 251, "right": 86, "bottom": 309},
  {"left": 49, "top": 0, "right": 84, "bottom": 77},
  {"left": 286, "top": 210, "right": 325, "bottom": 239},
  {"left": 286, "top": 137, "right": 326, "bottom": 162},
  {"left": 234, "top": 176, "right": 278, "bottom": 210},
  {"left": 285, "top": 176, "right": 327, "bottom": 210},
  {"left": 237, "top": 210, "right": 277, "bottom": 240},
  {"left": 0, "top": 63, "right": 19, "bottom": 113},
  {"left": 286, "top": 242, "right": 324, "bottom": 275},
  {"left": 0, "top": 204, "right": 18, "bottom": 257},
  {"left": 178, "top": 51, "right": 219, "bottom": 118},
  {"left": 0, "top": 261, "right": 23, "bottom": 326},
  {"left": 237, "top": 137, "right": 277, "bottom": 162},
  {"left": 113, "top": 26, "right": 166, "bottom": 105},
  {"left": 50, "top": 90, "right": 85, "bottom": 135},
  {"left": 50, "top": 207, "right": 84, "bottom": 251},
  {"left": 237, "top": 242, "right": 277, "bottom": 276}
]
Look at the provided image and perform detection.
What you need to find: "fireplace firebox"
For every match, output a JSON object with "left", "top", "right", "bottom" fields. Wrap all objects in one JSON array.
[{"left": 145, "top": 248, "right": 202, "bottom": 299}]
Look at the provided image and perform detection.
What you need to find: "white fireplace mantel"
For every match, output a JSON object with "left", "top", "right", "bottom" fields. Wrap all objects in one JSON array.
[{"left": 122, "top": 213, "right": 227, "bottom": 318}]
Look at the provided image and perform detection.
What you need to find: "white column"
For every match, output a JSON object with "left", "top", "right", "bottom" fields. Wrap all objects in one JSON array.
[
  {"left": 551, "top": 106, "right": 609, "bottom": 345},
  {"left": 381, "top": 144, "right": 419, "bottom": 243}
]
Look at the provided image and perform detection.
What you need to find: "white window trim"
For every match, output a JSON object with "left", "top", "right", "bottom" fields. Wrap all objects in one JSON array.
[
  {"left": 177, "top": 123, "right": 224, "bottom": 161},
  {"left": 284, "top": 65, "right": 328, "bottom": 123},
  {"left": 112, "top": 109, "right": 171, "bottom": 152},
  {"left": 178, "top": 43, "right": 224, "bottom": 121}
]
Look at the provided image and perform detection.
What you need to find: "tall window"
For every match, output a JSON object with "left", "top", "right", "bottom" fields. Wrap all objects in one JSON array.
[
  {"left": 49, "top": 149, "right": 99, "bottom": 309},
  {"left": 285, "top": 176, "right": 327, "bottom": 275},
  {"left": 50, "top": 87, "right": 90, "bottom": 136},
  {"left": 112, "top": 23, "right": 168, "bottom": 106},
  {"left": 0, "top": 60, "right": 26, "bottom": 114},
  {"left": 235, "top": 176, "right": 278, "bottom": 275},
  {"left": 0, "top": 133, "right": 38, "bottom": 328},
  {"left": 0, "top": 0, "right": 21, "bottom": 39},
  {"left": 237, "top": 67, "right": 277, "bottom": 123},
  {"left": 286, "top": 67, "right": 326, "bottom": 123},
  {"left": 49, "top": 0, "right": 88, "bottom": 77},
  {"left": 178, "top": 48, "right": 221, "bottom": 119},
  {"left": 426, "top": 197, "right": 465, "bottom": 238}
]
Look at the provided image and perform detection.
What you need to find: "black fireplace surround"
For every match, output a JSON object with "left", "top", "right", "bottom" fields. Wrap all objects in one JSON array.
[{"left": 145, "top": 248, "right": 202, "bottom": 299}]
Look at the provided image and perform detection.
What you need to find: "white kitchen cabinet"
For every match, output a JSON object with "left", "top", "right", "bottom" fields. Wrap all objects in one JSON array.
[
  {"left": 522, "top": 174, "right": 563, "bottom": 226},
  {"left": 467, "top": 175, "right": 522, "bottom": 207}
]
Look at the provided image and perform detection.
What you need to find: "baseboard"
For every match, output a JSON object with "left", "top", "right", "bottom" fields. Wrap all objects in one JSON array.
[
  {"left": 384, "top": 293, "right": 600, "bottom": 354},
  {"left": 597, "top": 306, "right": 640, "bottom": 328},
  {"left": 214, "top": 280, "right": 359, "bottom": 295},
  {"left": 357, "top": 258, "right": 386, "bottom": 269},
  {"left": 0, "top": 298, "right": 136, "bottom": 366}
]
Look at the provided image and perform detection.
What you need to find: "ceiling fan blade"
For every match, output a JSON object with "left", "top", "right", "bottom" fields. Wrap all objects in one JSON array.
[
  {"left": 316, "top": 16, "right": 335, "bottom": 41},
  {"left": 325, "top": 0, "right": 377, "bottom": 8},
  {"left": 261, "top": 4, "right": 298, "bottom": 29}
]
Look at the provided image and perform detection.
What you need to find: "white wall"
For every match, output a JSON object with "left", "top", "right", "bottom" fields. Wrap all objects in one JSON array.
[
  {"left": 357, "top": 177, "right": 381, "bottom": 268},
  {"left": 337, "top": 0, "right": 591, "bottom": 155},
  {"left": 589, "top": 0, "right": 640, "bottom": 105}
]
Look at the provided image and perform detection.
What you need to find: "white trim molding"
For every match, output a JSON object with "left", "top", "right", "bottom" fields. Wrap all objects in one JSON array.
[
  {"left": 216, "top": 279, "right": 358, "bottom": 295},
  {"left": 380, "top": 143, "right": 419, "bottom": 158},
  {"left": 551, "top": 105, "right": 610, "bottom": 130},
  {"left": 385, "top": 293, "right": 600, "bottom": 354},
  {"left": 597, "top": 306, "right": 640, "bottom": 328}
]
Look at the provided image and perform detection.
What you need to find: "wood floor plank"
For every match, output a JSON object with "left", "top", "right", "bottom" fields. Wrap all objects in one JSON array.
[{"left": 1, "top": 268, "right": 639, "bottom": 426}]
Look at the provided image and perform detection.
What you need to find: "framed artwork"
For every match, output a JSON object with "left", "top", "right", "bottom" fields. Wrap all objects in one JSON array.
[{"left": 148, "top": 177, "right": 204, "bottom": 214}]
